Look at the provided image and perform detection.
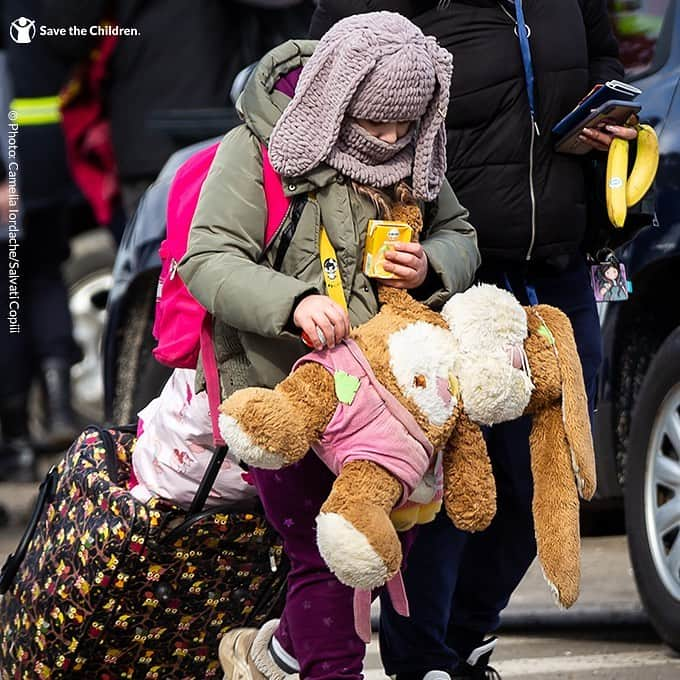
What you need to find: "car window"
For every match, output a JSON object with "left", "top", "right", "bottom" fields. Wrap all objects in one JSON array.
[{"left": 608, "top": 0, "right": 672, "bottom": 75}]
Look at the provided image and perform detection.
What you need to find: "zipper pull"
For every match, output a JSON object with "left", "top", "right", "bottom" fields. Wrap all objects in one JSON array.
[
  {"left": 269, "top": 547, "right": 278, "bottom": 573},
  {"left": 169, "top": 258, "right": 179, "bottom": 280}
]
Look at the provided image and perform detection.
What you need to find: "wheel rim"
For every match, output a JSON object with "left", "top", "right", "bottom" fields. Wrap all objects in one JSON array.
[
  {"left": 69, "top": 270, "right": 113, "bottom": 422},
  {"left": 644, "top": 382, "right": 680, "bottom": 601}
]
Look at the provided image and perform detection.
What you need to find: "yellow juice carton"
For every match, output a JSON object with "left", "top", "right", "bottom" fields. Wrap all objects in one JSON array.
[{"left": 363, "top": 220, "right": 414, "bottom": 279}]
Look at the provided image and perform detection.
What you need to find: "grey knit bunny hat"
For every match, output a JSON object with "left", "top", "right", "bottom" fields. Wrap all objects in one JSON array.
[{"left": 267, "top": 12, "right": 453, "bottom": 201}]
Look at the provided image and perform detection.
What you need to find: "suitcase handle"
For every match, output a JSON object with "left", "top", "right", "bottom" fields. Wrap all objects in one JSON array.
[
  {"left": 0, "top": 467, "right": 58, "bottom": 594},
  {"left": 100, "top": 427, "right": 121, "bottom": 485},
  {"left": 160, "top": 496, "right": 260, "bottom": 545},
  {"left": 157, "top": 445, "right": 243, "bottom": 544},
  {"left": 188, "top": 444, "right": 230, "bottom": 515},
  {"left": 0, "top": 433, "right": 233, "bottom": 591}
]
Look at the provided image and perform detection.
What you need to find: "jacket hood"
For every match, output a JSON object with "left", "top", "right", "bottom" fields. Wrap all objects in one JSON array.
[
  {"left": 236, "top": 39, "right": 339, "bottom": 192},
  {"left": 237, "top": 40, "right": 317, "bottom": 146}
]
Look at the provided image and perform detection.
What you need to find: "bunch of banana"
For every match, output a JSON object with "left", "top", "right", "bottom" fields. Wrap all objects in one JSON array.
[{"left": 606, "top": 124, "right": 659, "bottom": 228}]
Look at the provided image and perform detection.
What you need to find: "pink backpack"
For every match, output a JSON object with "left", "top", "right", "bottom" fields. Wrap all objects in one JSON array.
[{"left": 152, "top": 141, "right": 291, "bottom": 443}]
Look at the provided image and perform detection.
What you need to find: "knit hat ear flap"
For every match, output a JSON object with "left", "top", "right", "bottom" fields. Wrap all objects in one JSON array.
[
  {"left": 412, "top": 38, "right": 452, "bottom": 201},
  {"left": 268, "top": 36, "right": 378, "bottom": 178}
]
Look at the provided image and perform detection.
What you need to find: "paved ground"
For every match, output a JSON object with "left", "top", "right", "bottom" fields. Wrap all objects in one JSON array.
[
  {"left": 363, "top": 628, "right": 680, "bottom": 679},
  {"left": 2, "top": 477, "right": 680, "bottom": 678},
  {"left": 361, "top": 534, "right": 680, "bottom": 679}
]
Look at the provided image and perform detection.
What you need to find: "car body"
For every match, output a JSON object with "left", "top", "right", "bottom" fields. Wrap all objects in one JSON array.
[
  {"left": 592, "top": 0, "right": 680, "bottom": 649},
  {"left": 594, "top": 0, "right": 680, "bottom": 499}
]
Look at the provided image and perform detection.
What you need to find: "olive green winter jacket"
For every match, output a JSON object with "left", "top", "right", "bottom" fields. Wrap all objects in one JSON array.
[{"left": 178, "top": 40, "right": 480, "bottom": 393}]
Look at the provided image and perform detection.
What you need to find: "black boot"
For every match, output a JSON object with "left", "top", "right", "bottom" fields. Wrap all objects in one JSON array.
[
  {"left": 451, "top": 638, "right": 501, "bottom": 680},
  {"left": 41, "top": 358, "right": 80, "bottom": 450},
  {"left": 0, "top": 394, "right": 38, "bottom": 483}
]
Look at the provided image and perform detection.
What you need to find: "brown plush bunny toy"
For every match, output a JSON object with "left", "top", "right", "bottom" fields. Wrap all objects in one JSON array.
[{"left": 220, "top": 194, "right": 596, "bottom": 620}]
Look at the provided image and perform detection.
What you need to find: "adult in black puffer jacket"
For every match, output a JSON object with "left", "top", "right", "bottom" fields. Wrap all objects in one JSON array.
[
  {"left": 312, "top": 0, "right": 624, "bottom": 265},
  {"left": 311, "top": 4, "right": 633, "bottom": 679}
]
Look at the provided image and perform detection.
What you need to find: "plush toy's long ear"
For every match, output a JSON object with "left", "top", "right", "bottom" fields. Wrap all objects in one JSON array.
[
  {"left": 443, "top": 412, "right": 496, "bottom": 532},
  {"left": 530, "top": 404, "right": 581, "bottom": 608},
  {"left": 533, "top": 305, "right": 597, "bottom": 500}
]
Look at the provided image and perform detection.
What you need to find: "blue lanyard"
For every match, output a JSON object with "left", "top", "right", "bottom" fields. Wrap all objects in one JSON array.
[
  {"left": 511, "top": 0, "right": 539, "bottom": 132},
  {"left": 503, "top": 272, "right": 539, "bottom": 306}
]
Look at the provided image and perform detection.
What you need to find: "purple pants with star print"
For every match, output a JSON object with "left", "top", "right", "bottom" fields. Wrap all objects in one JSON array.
[{"left": 250, "top": 452, "right": 415, "bottom": 680}]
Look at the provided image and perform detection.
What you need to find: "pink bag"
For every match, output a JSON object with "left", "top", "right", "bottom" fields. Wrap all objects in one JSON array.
[{"left": 152, "top": 141, "right": 291, "bottom": 443}]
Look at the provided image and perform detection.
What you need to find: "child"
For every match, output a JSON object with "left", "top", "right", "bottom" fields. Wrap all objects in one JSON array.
[
  {"left": 128, "top": 368, "right": 257, "bottom": 510},
  {"left": 178, "top": 12, "right": 480, "bottom": 680}
]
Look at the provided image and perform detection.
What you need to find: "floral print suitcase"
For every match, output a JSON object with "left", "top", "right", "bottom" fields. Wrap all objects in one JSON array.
[{"left": 0, "top": 426, "right": 287, "bottom": 679}]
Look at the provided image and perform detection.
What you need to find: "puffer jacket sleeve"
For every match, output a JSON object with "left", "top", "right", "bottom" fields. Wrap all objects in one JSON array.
[
  {"left": 309, "top": 0, "right": 417, "bottom": 38},
  {"left": 419, "top": 179, "right": 480, "bottom": 308},
  {"left": 580, "top": 0, "right": 625, "bottom": 86},
  {"left": 178, "top": 126, "right": 319, "bottom": 337}
]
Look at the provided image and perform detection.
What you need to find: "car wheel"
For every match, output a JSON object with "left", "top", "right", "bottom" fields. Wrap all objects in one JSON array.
[
  {"left": 64, "top": 230, "right": 117, "bottom": 424},
  {"left": 625, "top": 327, "right": 680, "bottom": 651},
  {"left": 112, "top": 274, "right": 172, "bottom": 425}
]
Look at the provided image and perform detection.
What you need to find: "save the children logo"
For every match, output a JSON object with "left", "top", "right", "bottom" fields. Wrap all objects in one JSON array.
[
  {"left": 9, "top": 16, "right": 139, "bottom": 43},
  {"left": 10, "top": 17, "right": 36, "bottom": 44}
]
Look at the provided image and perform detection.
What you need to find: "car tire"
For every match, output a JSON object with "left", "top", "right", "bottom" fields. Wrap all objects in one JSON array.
[
  {"left": 112, "top": 275, "right": 172, "bottom": 425},
  {"left": 625, "top": 326, "right": 680, "bottom": 652},
  {"left": 63, "top": 230, "right": 117, "bottom": 424}
]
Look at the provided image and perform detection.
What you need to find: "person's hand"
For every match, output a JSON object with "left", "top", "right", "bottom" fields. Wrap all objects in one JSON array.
[
  {"left": 293, "top": 295, "right": 350, "bottom": 350},
  {"left": 579, "top": 124, "right": 638, "bottom": 152},
  {"left": 381, "top": 241, "right": 428, "bottom": 289}
]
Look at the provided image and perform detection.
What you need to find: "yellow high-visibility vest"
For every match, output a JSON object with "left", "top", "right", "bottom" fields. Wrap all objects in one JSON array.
[{"left": 9, "top": 95, "right": 62, "bottom": 126}]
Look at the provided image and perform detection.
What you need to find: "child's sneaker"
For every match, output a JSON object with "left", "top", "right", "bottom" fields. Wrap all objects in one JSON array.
[
  {"left": 219, "top": 620, "right": 298, "bottom": 680},
  {"left": 219, "top": 627, "right": 267, "bottom": 680}
]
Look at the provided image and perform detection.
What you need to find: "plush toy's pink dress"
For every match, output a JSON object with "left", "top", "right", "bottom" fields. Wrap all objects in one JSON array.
[{"left": 293, "top": 338, "right": 438, "bottom": 507}]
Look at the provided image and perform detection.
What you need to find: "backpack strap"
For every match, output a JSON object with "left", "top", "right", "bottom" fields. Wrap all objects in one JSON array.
[
  {"left": 201, "top": 314, "right": 226, "bottom": 447},
  {"left": 262, "top": 144, "right": 290, "bottom": 244},
  {"left": 261, "top": 143, "right": 308, "bottom": 266}
]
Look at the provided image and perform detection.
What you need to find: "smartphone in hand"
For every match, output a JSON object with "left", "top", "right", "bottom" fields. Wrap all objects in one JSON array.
[
  {"left": 554, "top": 100, "right": 641, "bottom": 155},
  {"left": 553, "top": 80, "right": 641, "bottom": 135}
]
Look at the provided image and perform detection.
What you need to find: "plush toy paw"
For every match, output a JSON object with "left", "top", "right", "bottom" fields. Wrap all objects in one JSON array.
[
  {"left": 316, "top": 504, "right": 401, "bottom": 590},
  {"left": 218, "top": 413, "right": 288, "bottom": 469},
  {"left": 219, "top": 387, "right": 312, "bottom": 468}
]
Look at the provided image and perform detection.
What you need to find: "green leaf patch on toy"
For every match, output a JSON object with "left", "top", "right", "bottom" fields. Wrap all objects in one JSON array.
[{"left": 334, "top": 371, "right": 361, "bottom": 405}]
